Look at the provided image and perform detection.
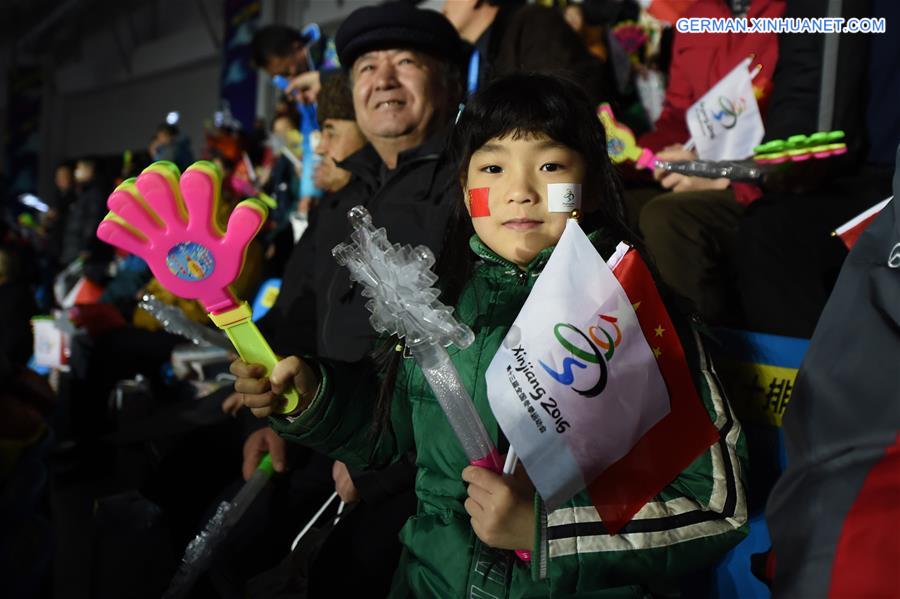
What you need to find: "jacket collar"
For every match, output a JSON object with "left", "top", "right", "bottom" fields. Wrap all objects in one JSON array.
[
  {"left": 468, "top": 234, "right": 553, "bottom": 278},
  {"left": 337, "top": 128, "right": 450, "bottom": 189},
  {"left": 469, "top": 228, "right": 605, "bottom": 279}
]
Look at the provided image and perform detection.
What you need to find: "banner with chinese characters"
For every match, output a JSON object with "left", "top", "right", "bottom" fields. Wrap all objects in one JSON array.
[{"left": 709, "top": 329, "right": 809, "bottom": 427}]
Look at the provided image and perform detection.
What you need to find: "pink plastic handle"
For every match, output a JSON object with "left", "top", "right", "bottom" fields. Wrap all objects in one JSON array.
[
  {"left": 97, "top": 162, "right": 267, "bottom": 314},
  {"left": 469, "top": 450, "right": 532, "bottom": 563},
  {"left": 470, "top": 448, "right": 503, "bottom": 473},
  {"left": 635, "top": 147, "right": 658, "bottom": 170}
]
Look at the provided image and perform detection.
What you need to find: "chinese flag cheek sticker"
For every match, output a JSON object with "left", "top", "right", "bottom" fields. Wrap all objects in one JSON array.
[{"left": 469, "top": 187, "right": 491, "bottom": 218}]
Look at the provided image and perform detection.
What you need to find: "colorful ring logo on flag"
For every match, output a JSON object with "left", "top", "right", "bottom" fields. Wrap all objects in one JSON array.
[
  {"left": 539, "top": 315, "right": 622, "bottom": 398},
  {"left": 712, "top": 96, "right": 747, "bottom": 130}
]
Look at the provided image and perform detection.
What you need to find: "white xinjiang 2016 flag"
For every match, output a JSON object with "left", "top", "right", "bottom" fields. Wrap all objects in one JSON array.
[
  {"left": 686, "top": 57, "right": 764, "bottom": 160},
  {"left": 485, "top": 220, "right": 670, "bottom": 510}
]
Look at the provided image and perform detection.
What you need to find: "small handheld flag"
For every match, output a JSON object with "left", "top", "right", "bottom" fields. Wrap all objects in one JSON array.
[
  {"left": 686, "top": 58, "right": 765, "bottom": 160},
  {"left": 486, "top": 222, "right": 719, "bottom": 532},
  {"left": 833, "top": 197, "right": 892, "bottom": 250}
]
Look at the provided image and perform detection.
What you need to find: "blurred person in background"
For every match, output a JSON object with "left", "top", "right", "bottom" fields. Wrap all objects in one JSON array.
[
  {"left": 252, "top": 24, "right": 312, "bottom": 79},
  {"left": 313, "top": 73, "right": 366, "bottom": 194},
  {"left": 735, "top": 0, "right": 900, "bottom": 338},
  {"left": 252, "top": 24, "right": 335, "bottom": 105},
  {"left": 624, "top": 0, "right": 786, "bottom": 327},
  {"left": 441, "top": 0, "right": 614, "bottom": 102},
  {"left": 267, "top": 112, "right": 302, "bottom": 219},
  {"left": 59, "top": 157, "right": 109, "bottom": 268},
  {"left": 148, "top": 122, "right": 194, "bottom": 172},
  {"left": 45, "top": 162, "right": 76, "bottom": 264}
]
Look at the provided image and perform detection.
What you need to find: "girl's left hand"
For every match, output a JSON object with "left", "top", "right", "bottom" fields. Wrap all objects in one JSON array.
[{"left": 463, "top": 464, "right": 535, "bottom": 550}]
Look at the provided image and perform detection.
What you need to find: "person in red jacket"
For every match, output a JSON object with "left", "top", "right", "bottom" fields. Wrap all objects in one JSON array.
[{"left": 626, "top": 0, "right": 785, "bottom": 325}]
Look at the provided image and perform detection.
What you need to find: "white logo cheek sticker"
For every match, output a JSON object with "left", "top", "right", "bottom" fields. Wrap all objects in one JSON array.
[{"left": 547, "top": 183, "right": 582, "bottom": 212}]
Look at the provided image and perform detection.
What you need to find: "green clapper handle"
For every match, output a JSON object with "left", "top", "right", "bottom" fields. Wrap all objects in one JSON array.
[{"left": 209, "top": 302, "right": 300, "bottom": 414}]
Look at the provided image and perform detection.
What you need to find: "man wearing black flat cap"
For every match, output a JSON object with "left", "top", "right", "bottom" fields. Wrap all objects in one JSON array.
[
  {"left": 231, "top": 3, "right": 466, "bottom": 596},
  {"left": 262, "top": 0, "right": 465, "bottom": 363}
]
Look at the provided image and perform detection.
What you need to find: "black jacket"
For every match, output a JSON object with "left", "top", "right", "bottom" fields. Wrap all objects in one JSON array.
[
  {"left": 474, "top": 3, "right": 613, "bottom": 104},
  {"left": 766, "top": 146, "right": 900, "bottom": 599},
  {"left": 257, "top": 131, "right": 457, "bottom": 501},
  {"left": 258, "top": 131, "right": 458, "bottom": 364},
  {"left": 60, "top": 182, "right": 108, "bottom": 266}
]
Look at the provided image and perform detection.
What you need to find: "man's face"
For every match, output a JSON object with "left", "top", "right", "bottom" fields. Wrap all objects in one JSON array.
[
  {"left": 156, "top": 130, "right": 173, "bottom": 145},
  {"left": 350, "top": 49, "right": 445, "bottom": 147},
  {"left": 55, "top": 166, "right": 73, "bottom": 191},
  {"left": 314, "top": 118, "right": 367, "bottom": 193},
  {"left": 272, "top": 116, "right": 295, "bottom": 137},
  {"left": 264, "top": 44, "right": 308, "bottom": 77}
]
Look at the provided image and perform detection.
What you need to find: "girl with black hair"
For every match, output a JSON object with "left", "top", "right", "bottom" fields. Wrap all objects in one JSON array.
[{"left": 232, "top": 73, "right": 747, "bottom": 597}]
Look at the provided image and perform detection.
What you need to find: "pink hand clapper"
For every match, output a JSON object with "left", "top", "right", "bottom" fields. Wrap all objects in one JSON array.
[
  {"left": 97, "top": 160, "right": 301, "bottom": 413},
  {"left": 97, "top": 161, "right": 263, "bottom": 314}
]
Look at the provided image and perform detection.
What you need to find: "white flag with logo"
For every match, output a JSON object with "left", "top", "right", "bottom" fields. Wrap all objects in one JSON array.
[
  {"left": 485, "top": 220, "right": 670, "bottom": 509},
  {"left": 686, "top": 57, "right": 764, "bottom": 160}
]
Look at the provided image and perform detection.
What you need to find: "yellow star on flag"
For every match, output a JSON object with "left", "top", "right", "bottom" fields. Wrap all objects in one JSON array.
[
  {"left": 632, "top": 301, "right": 641, "bottom": 312},
  {"left": 652, "top": 346, "right": 662, "bottom": 359},
  {"left": 654, "top": 325, "right": 665, "bottom": 337}
]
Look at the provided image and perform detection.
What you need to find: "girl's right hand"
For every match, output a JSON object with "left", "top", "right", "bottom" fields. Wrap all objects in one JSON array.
[{"left": 230, "top": 356, "right": 319, "bottom": 418}]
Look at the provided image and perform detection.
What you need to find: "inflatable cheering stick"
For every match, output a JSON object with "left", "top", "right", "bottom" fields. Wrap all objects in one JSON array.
[
  {"left": 652, "top": 159, "right": 767, "bottom": 182},
  {"left": 96, "top": 160, "right": 301, "bottom": 413},
  {"left": 333, "top": 206, "right": 530, "bottom": 560}
]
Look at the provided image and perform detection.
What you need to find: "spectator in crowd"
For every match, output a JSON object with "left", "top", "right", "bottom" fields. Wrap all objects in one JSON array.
[
  {"left": 313, "top": 73, "right": 367, "bottom": 194},
  {"left": 736, "top": 0, "right": 900, "bottom": 338},
  {"left": 148, "top": 123, "right": 194, "bottom": 172},
  {"left": 260, "top": 112, "right": 303, "bottom": 267},
  {"left": 256, "top": 0, "right": 465, "bottom": 363},
  {"left": 223, "top": 3, "right": 467, "bottom": 596},
  {"left": 765, "top": 144, "right": 900, "bottom": 598},
  {"left": 251, "top": 24, "right": 332, "bottom": 105},
  {"left": 441, "top": 0, "right": 613, "bottom": 102},
  {"left": 563, "top": 1, "right": 610, "bottom": 61},
  {"left": 44, "top": 161, "right": 76, "bottom": 264},
  {"left": 252, "top": 24, "right": 314, "bottom": 78},
  {"left": 59, "top": 157, "right": 108, "bottom": 267},
  {"left": 625, "top": 0, "right": 785, "bottom": 326}
]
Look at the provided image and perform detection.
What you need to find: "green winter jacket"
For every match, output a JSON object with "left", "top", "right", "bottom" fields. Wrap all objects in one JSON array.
[{"left": 271, "top": 234, "right": 749, "bottom": 598}]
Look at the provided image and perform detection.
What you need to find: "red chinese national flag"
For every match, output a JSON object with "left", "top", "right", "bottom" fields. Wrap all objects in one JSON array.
[
  {"left": 587, "top": 249, "right": 720, "bottom": 533},
  {"left": 834, "top": 197, "right": 892, "bottom": 250}
]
